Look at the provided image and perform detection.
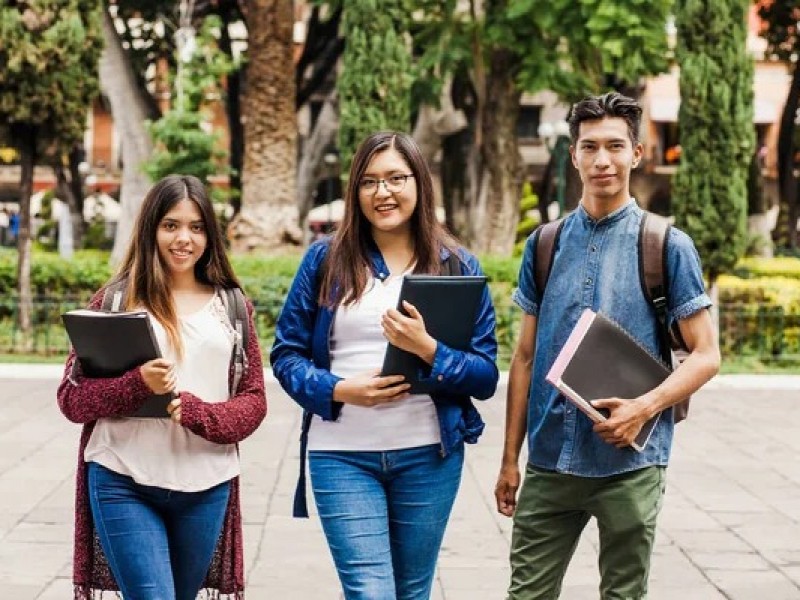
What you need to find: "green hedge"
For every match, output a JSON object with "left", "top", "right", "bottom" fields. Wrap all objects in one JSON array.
[{"left": 2, "top": 249, "right": 800, "bottom": 367}]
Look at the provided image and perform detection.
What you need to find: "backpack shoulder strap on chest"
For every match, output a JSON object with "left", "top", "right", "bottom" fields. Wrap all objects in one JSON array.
[
  {"left": 219, "top": 287, "right": 250, "bottom": 396},
  {"left": 441, "top": 250, "right": 462, "bottom": 276},
  {"left": 638, "top": 212, "right": 689, "bottom": 353},
  {"left": 101, "top": 279, "right": 129, "bottom": 312},
  {"left": 71, "top": 278, "right": 129, "bottom": 381},
  {"left": 533, "top": 218, "right": 565, "bottom": 303},
  {"left": 639, "top": 211, "right": 671, "bottom": 362}
]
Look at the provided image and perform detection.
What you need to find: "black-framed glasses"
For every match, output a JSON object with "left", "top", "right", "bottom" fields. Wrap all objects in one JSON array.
[{"left": 359, "top": 174, "right": 414, "bottom": 195}]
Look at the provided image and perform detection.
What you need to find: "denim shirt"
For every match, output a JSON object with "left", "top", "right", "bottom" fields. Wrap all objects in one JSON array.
[
  {"left": 271, "top": 237, "right": 499, "bottom": 516},
  {"left": 512, "top": 200, "right": 711, "bottom": 476}
]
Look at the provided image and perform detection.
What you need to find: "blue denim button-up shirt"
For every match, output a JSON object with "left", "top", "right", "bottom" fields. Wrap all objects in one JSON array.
[{"left": 512, "top": 200, "right": 711, "bottom": 476}]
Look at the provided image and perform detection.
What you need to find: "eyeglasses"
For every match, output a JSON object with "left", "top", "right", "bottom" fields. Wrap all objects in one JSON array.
[{"left": 359, "top": 174, "right": 414, "bottom": 195}]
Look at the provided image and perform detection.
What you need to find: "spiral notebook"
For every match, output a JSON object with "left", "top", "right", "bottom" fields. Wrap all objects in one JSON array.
[{"left": 545, "top": 309, "right": 671, "bottom": 451}]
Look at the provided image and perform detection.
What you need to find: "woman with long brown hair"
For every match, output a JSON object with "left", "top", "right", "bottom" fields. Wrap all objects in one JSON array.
[
  {"left": 271, "top": 131, "right": 498, "bottom": 599},
  {"left": 58, "top": 174, "right": 266, "bottom": 599}
]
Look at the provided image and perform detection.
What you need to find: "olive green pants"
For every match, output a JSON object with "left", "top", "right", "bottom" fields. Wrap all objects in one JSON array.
[{"left": 508, "top": 465, "right": 666, "bottom": 600}]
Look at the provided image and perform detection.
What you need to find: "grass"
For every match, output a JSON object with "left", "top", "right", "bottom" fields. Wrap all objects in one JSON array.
[
  {"left": 720, "top": 355, "right": 800, "bottom": 375},
  {"left": 0, "top": 352, "right": 67, "bottom": 364}
]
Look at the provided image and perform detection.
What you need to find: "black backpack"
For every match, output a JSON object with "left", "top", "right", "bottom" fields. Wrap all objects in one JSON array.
[
  {"left": 71, "top": 279, "right": 250, "bottom": 396},
  {"left": 533, "top": 212, "right": 691, "bottom": 422}
]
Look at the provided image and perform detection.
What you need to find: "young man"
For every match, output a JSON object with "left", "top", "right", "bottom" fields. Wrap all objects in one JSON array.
[{"left": 495, "top": 92, "right": 720, "bottom": 600}]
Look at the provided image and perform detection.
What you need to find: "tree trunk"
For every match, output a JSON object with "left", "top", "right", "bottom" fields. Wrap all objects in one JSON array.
[
  {"left": 441, "top": 71, "right": 479, "bottom": 244},
  {"left": 230, "top": 0, "right": 301, "bottom": 253},
  {"left": 101, "top": 8, "right": 154, "bottom": 265},
  {"left": 13, "top": 124, "right": 35, "bottom": 349},
  {"left": 296, "top": 91, "right": 339, "bottom": 225},
  {"left": 475, "top": 48, "right": 522, "bottom": 255},
  {"left": 218, "top": 7, "right": 244, "bottom": 214},
  {"left": 53, "top": 164, "right": 80, "bottom": 253},
  {"left": 776, "top": 62, "right": 800, "bottom": 249}
]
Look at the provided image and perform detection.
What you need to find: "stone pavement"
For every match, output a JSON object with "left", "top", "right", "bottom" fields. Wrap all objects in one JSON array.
[{"left": 0, "top": 366, "right": 799, "bottom": 599}]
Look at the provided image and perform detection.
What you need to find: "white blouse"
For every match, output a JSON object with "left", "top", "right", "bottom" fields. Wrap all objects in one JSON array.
[
  {"left": 83, "top": 293, "right": 240, "bottom": 492},
  {"left": 307, "top": 273, "right": 442, "bottom": 452}
]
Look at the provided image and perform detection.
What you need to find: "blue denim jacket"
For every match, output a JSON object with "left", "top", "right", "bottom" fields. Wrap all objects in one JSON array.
[
  {"left": 513, "top": 200, "right": 711, "bottom": 476},
  {"left": 271, "top": 238, "right": 499, "bottom": 516}
]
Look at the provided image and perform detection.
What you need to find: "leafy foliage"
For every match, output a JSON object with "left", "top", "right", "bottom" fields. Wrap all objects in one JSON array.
[
  {"left": 411, "top": 0, "right": 672, "bottom": 107},
  {"left": 337, "top": 0, "right": 414, "bottom": 172},
  {"left": 0, "top": 0, "right": 103, "bottom": 151},
  {"left": 672, "top": 0, "right": 755, "bottom": 282},
  {"left": 142, "top": 15, "right": 237, "bottom": 199}
]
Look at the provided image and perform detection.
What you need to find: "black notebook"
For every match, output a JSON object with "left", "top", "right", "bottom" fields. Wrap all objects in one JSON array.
[
  {"left": 61, "top": 309, "right": 172, "bottom": 418},
  {"left": 380, "top": 275, "right": 487, "bottom": 394},
  {"left": 545, "top": 309, "right": 671, "bottom": 451}
]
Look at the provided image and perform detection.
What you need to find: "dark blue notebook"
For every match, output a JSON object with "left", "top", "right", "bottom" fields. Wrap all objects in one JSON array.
[{"left": 380, "top": 275, "right": 487, "bottom": 394}]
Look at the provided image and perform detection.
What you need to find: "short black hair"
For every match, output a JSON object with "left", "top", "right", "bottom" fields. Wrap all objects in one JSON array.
[{"left": 568, "top": 92, "right": 642, "bottom": 145}]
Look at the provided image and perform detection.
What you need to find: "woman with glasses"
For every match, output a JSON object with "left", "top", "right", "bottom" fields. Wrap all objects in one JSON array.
[{"left": 271, "top": 131, "right": 499, "bottom": 599}]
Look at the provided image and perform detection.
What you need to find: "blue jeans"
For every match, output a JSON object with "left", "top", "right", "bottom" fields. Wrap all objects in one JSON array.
[
  {"left": 87, "top": 461, "right": 231, "bottom": 600},
  {"left": 309, "top": 443, "right": 464, "bottom": 600}
]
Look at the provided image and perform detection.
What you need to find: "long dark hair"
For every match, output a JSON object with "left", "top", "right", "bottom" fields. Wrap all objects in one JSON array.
[
  {"left": 319, "top": 131, "right": 458, "bottom": 307},
  {"left": 112, "top": 174, "right": 240, "bottom": 356}
]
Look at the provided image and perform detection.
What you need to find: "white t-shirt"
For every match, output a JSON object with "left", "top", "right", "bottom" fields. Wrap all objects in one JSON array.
[
  {"left": 84, "top": 293, "right": 240, "bottom": 491},
  {"left": 307, "top": 274, "right": 441, "bottom": 452}
]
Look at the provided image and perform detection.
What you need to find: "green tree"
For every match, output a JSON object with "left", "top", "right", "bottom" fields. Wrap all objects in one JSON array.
[
  {"left": 672, "top": 0, "right": 754, "bottom": 288},
  {"left": 411, "top": 0, "right": 672, "bottom": 254},
  {"left": 337, "top": 0, "right": 414, "bottom": 173},
  {"left": 0, "top": 0, "right": 102, "bottom": 343},
  {"left": 143, "top": 15, "right": 236, "bottom": 202},
  {"left": 757, "top": 0, "right": 800, "bottom": 250}
]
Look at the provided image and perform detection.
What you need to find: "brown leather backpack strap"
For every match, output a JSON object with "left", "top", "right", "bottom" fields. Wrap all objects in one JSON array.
[
  {"left": 534, "top": 218, "right": 564, "bottom": 303},
  {"left": 638, "top": 212, "right": 669, "bottom": 310},
  {"left": 639, "top": 211, "right": 691, "bottom": 423}
]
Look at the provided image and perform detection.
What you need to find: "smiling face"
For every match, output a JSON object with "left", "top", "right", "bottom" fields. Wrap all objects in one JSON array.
[
  {"left": 570, "top": 116, "right": 643, "bottom": 210},
  {"left": 156, "top": 198, "right": 208, "bottom": 280},
  {"left": 357, "top": 148, "right": 418, "bottom": 237}
]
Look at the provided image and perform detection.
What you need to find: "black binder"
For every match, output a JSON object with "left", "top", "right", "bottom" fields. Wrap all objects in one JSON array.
[
  {"left": 61, "top": 309, "right": 172, "bottom": 418},
  {"left": 380, "top": 275, "right": 487, "bottom": 394}
]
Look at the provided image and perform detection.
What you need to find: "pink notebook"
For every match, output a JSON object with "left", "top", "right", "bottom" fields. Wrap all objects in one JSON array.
[{"left": 545, "top": 309, "right": 671, "bottom": 451}]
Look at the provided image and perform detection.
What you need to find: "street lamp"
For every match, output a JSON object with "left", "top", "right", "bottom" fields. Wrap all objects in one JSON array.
[{"left": 538, "top": 119, "right": 571, "bottom": 218}]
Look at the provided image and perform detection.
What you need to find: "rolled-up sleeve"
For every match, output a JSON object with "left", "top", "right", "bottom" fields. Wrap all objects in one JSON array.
[
  {"left": 512, "top": 233, "right": 540, "bottom": 316},
  {"left": 666, "top": 228, "right": 712, "bottom": 325}
]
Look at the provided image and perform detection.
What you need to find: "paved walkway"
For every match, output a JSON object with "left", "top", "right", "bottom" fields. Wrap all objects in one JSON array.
[{"left": 0, "top": 367, "right": 799, "bottom": 599}]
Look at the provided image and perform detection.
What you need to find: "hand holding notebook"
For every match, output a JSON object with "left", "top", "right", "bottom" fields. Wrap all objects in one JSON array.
[
  {"left": 61, "top": 309, "right": 174, "bottom": 418},
  {"left": 381, "top": 275, "right": 487, "bottom": 394},
  {"left": 545, "top": 309, "right": 671, "bottom": 451}
]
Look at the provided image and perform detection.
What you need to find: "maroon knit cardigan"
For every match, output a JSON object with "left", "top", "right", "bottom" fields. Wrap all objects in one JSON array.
[{"left": 57, "top": 291, "right": 267, "bottom": 600}]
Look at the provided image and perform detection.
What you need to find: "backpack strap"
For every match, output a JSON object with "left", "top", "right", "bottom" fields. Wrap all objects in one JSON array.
[
  {"left": 441, "top": 250, "right": 462, "bottom": 276},
  {"left": 638, "top": 211, "right": 692, "bottom": 423},
  {"left": 219, "top": 287, "right": 250, "bottom": 396},
  {"left": 638, "top": 212, "right": 690, "bottom": 357},
  {"left": 71, "top": 278, "right": 128, "bottom": 382},
  {"left": 534, "top": 218, "right": 565, "bottom": 304},
  {"left": 102, "top": 279, "right": 128, "bottom": 312}
]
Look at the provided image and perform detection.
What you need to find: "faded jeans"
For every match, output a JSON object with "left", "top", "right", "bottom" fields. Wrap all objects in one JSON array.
[
  {"left": 87, "top": 461, "right": 230, "bottom": 600},
  {"left": 309, "top": 443, "right": 464, "bottom": 600}
]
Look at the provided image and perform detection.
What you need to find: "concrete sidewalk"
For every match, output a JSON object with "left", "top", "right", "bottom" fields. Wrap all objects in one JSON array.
[{"left": 0, "top": 371, "right": 799, "bottom": 599}]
